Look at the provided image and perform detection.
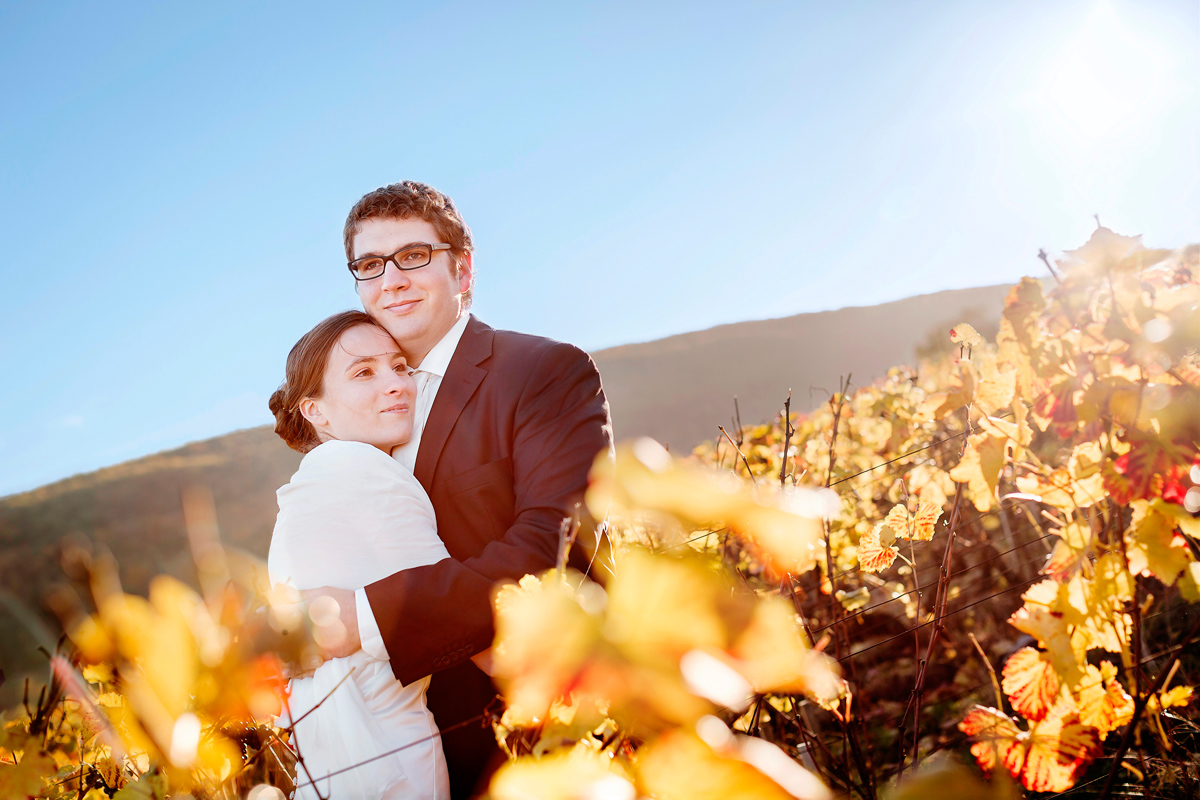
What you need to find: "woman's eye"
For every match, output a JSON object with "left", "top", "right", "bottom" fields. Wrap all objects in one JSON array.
[{"left": 355, "top": 369, "right": 373, "bottom": 378}]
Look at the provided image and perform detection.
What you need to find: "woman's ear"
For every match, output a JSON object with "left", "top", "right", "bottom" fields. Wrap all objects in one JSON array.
[{"left": 299, "top": 397, "right": 327, "bottom": 432}]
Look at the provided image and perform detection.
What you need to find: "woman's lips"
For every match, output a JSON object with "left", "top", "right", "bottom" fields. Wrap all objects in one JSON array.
[{"left": 381, "top": 404, "right": 409, "bottom": 414}]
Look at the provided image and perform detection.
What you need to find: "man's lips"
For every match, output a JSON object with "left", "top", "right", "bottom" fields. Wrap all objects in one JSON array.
[{"left": 384, "top": 298, "right": 420, "bottom": 314}]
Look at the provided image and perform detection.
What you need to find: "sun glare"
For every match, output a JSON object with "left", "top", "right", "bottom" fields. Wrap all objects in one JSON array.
[{"left": 1028, "top": 1, "right": 1179, "bottom": 162}]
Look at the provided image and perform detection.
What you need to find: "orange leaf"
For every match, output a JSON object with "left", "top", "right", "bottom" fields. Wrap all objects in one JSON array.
[
  {"left": 959, "top": 704, "right": 1102, "bottom": 793},
  {"left": 1002, "top": 647, "right": 1060, "bottom": 722},
  {"left": 880, "top": 500, "right": 944, "bottom": 542},
  {"left": 856, "top": 524, "right": 898, "bottom": 573},
  {"left": 910, "top": 500, "right": 943, "bottom": 541},
  {"left": 1102, "top": 427, "right": 1188, "bottom": 505}
]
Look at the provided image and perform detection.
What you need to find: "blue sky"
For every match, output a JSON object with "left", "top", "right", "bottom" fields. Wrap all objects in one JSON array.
[{"left": 1, "top": 0, "right": 1196, "bottom": 497}]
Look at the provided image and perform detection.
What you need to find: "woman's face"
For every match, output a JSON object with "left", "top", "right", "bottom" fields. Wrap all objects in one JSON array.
[{"left": 300, "top": 324, "right": 416, "bottom": 452}]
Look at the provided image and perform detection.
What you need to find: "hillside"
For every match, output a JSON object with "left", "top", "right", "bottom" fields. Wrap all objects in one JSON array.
[
  {"left": 0, "top": 284, "right": 1009, "bottom": 702},
  {"left": 591, "top": 284, "right": 1010, "bottom": 449},
  {"left": 0, "top": 427, "right": 303, "bottom": 704}
]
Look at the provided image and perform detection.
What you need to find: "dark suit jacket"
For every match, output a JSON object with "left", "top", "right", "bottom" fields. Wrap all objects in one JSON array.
[{"left": 364, "top": 315, "right": 612, "bottom": 796}]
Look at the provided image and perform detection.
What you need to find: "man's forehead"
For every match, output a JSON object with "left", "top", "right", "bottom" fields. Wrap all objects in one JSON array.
[{"left": 352, "top": 217, "right": 439, "bottom": 255}]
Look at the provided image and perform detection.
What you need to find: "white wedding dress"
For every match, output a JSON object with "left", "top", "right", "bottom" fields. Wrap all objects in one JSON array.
[{"left": 268, "top": 440, "right": 451, "bottom": 800}]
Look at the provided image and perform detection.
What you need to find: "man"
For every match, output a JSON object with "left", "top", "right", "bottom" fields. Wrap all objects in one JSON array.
[{"left": 304, "top": 181, "right": 612, "bottom": 798}]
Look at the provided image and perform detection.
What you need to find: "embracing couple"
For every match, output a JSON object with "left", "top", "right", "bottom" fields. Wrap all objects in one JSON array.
[{"left": 265, "top": 181, "right": 612, "bottom": 799}]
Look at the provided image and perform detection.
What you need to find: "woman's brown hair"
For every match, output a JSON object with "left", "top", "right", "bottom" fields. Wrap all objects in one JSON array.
[{"left": 269, "top": 310, "right": 386, "bottom": 452}]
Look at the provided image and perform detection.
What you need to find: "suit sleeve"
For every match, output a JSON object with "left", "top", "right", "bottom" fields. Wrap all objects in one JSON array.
[{"left": 365, "top": 342, "right": 613, "bottom": 686}]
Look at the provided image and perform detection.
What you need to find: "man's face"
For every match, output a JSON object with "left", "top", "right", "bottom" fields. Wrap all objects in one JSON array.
[{"left": 352, "top": 217, "right": 472, "bottom": 367}]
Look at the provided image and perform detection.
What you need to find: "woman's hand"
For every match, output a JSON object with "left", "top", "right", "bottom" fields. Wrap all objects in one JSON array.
[{"left": 300, "top": 586, "right": 362, "bottom": 659}]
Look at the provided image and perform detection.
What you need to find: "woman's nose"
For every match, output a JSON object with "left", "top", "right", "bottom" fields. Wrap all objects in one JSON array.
[{"left": 387, "top": 371, "right": 416, "bottom": 396}]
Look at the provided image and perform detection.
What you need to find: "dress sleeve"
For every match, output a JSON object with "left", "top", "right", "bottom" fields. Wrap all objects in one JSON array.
[{"left": 272, "top": 441, "right": 449, "bottom": 591}]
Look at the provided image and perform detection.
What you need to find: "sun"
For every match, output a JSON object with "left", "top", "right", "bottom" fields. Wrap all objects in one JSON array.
[{"left": 1029, "top": 0, "right": 1178, "bottom": 161}]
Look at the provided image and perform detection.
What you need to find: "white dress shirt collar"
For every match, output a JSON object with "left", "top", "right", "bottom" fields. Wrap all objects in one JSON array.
[{"left": 411, "top": 313, "right": 470, "bottom": 376}]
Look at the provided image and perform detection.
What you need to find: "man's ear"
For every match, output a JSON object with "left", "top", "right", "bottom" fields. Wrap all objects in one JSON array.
[
  {"left": 299, "top": 397, "right": 327, "bottom": 431},
  {"left": 455, "top": 251, "right": 473, "bottom": 294}
]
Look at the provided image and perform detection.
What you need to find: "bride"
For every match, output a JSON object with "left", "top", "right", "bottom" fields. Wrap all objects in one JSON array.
[{"left": 267, "top": 310, "right": 458, "bottom": 800}]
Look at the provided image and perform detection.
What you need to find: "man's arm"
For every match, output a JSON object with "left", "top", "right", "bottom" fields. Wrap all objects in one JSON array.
[{"left": 365, "top": 342, "right": 612, "bottom": 686}]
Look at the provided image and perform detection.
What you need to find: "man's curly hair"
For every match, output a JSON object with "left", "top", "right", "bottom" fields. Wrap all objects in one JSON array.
[{"left": 343, "top": 181, "right": 475, "bottom": 308}]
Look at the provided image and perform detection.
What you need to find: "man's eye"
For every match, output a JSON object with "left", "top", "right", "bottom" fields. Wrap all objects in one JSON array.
[
  {"left": 356, "top": 258, "right": 384, "bottom": 275},
  {"left": 400, "top": 249, "right": 425, "bottom": 264}
]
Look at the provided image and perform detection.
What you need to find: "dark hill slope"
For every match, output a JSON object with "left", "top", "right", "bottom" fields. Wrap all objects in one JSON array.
[
  {"left": 591, "top": 284, "right": 1009, "bottom": 449},
  {"left": 0, "top": 427, "right": 301, "bottom": 704}
]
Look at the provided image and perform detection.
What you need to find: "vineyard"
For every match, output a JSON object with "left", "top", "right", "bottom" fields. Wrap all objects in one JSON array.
[{"left": 3, "top": 227, "right": 1198, "bottom": 799}]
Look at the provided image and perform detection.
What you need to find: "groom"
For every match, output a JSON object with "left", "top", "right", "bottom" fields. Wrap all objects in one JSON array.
[{"left": 304, "top": 181, "right": 612, "bottom": 797}]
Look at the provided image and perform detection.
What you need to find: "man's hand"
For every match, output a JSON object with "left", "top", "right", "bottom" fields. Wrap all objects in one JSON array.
[{"left": 300, "top": 586, "right": 361, "bottom": 659}]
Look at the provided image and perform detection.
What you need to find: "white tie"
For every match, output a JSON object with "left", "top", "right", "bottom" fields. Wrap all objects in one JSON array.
[{"left": 394, "top": 370, "right": 435, "bottom": 472}]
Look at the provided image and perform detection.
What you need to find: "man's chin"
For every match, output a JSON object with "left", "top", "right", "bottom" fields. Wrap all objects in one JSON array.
[{"left": 374, "top": 315, "right": 428, "bottom": 345}]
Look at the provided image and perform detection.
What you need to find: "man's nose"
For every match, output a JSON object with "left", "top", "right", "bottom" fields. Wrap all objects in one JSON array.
[{"left": 380, "top": 260, "right": 411, "bottom": 291}]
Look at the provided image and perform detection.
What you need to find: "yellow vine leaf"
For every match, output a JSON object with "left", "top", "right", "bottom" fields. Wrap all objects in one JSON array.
[
  {"left": 1147, "top": 686, "right": 1194, "bottom": 714},
  {"left": 588, "top": 439, "right": 827, "bottom": 575},
  {"left": 638, "top": 727, "right": 831, "bottom": 800},
  {"left": 1002, "top": 647, "right": 1061, "bottom": 722},
  {"left": 491, "top": 572, "right": 605, "bottom": 728},
  {"left": 974, "top": 360, "right": 1018, "bottom": 415},
  {"left": 1072, "top": 662, "right": 1133, "bottom": 737},
  {"left": 1043, "top": 520, "right": 1093, "bottom": 580},
  {"left": 950, "top": 432, "right": 1007, "bottom": 512},
  {"left": 976, "top": 412, "right": 1032, "bottom": 450},
  {"left": 996, "top": 319, "right": 1037, "bottom": 402},
  {"left": 1126, "top": 500, "right": 1194, "bottom": 585},
  {"left": 0, "top": 749, "right": 55, "bottom": 798},
  {"left": 905, "top": 463, "right": 954, "bottom": 507},
  {"left": 489, "top": 744, "right": 635, "bottom": 800},
  {"left": 1068, "top": 442, "right": 1106, "bottom": 501},
  {"left": 1180, "top": 562, "right": 1200, "bottom": 603},
  {"left": 604, "top": 550, "right": 744, "bottom": 663},
  {"left": 1008, "top": 581, "right": 1083, "bottom": 687},
  {"left": 1001, "top": 277, "right": 1045, "bottom": 349},
  {"left": 1061, "top": 227, "right": 1147, "bottom": 276},
  {"left": 730, "top": 598, "right": 846, "bottom": 708},
  {"left": 950, "top": 323, "right": 984, "bottom": 348}
]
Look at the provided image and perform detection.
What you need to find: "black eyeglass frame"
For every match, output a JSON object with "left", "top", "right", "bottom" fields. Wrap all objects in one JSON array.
[{"left": 346, "top": 242, "right": 453, "bottom": 281}]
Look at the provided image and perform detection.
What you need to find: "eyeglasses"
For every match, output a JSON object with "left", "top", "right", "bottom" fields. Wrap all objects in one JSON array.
[{"left": 347, "top": 243, "right": 452, "bottom": 281}]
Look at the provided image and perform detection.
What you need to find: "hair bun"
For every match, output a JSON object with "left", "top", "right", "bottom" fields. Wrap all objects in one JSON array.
[{"left": 269, "top": 382, "right": 319, "bottom": 453}]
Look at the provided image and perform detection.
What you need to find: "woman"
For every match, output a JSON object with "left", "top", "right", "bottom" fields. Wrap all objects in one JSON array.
[{"left": 267, "top": 310, "right": 450, "bottom": 800}]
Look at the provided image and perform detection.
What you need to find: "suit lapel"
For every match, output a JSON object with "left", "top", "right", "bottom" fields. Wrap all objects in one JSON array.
[{"left": 414, "top": 316, "right": 493, "bottom": 490}]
